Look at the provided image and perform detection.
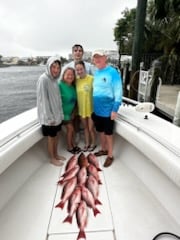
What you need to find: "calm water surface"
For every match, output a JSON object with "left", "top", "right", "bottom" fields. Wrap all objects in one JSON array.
[{"left": 0, "top": 65, "right": 45, "bottom": 123}]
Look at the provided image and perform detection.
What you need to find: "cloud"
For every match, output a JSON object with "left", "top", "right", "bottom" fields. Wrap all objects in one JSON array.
[{"left": 0, "top": 0, "right": 137, "bottom": 57}]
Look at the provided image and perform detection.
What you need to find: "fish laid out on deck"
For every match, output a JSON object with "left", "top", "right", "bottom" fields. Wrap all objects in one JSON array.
[{"left": 55, "top": 153, "right": 102, "bottom": 240}]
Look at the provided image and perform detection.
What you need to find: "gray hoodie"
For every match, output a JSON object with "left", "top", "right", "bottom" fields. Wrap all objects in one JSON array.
[{"left": 37, "top": 56, "right": 64, "bottom": 126}]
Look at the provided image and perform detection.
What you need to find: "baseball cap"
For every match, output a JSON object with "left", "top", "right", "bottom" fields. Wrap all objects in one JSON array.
[{"left": 92, "top": 49, "right": 106, "bottom": 57}]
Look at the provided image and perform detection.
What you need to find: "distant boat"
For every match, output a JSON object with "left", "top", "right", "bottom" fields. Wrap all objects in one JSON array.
[{"left": 0, "top": 99, "right": 180, "bottom": 240}]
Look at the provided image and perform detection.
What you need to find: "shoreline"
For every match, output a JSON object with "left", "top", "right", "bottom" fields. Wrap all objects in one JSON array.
[{"left": 0, "top": 63, "right": 43, "bottom": 68}]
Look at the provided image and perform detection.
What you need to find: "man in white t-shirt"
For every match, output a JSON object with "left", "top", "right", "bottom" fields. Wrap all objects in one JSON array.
[{"left": 61, "top": 44, "right": 95, "bottom": 76}]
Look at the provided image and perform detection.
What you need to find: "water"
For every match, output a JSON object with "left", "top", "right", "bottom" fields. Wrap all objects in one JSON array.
[{"left": 0, "top": 65, "right": 45, "bottom": 123}]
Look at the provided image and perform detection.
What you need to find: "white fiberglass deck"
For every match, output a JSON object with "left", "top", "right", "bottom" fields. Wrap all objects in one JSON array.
[
  {"left": 0, "top": 132, "right": 180, "bottom": 240},
  {"left": 0, "top": 105, "right": 180, "bottom": 240}
]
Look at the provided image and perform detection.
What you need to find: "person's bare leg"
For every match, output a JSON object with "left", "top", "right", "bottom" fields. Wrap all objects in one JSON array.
[
  {"left": 73, "top": 115, "right": 80, "bottom": 144},
  {"left": 103, "top": 134, "right": 114, "bottom": 167},
  {"left": 105, "top": 134, "right": 113, "bottom": 157},
  {"left": 88, "top": 117, "right": 96, "bottom": 146},
  {"left": 54, "top": 135, "right": 66, "bottom": 160},
  {"left": 66, "top": 123, "right": 75, "bottom": 150},
  {"left": 99, "top": 132, "right": 107, "bottom": 151},
  {"left": 48, "top": 137, "right": 63, "bottom": 166},
  {"left": 81, "top": 118, "right": 89, "bottom": 147}
]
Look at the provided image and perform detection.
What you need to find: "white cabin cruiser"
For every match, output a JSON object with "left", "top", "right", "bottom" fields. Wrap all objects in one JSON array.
[{"left": 0, "top": 101, "right": 180, "bottom": 240}]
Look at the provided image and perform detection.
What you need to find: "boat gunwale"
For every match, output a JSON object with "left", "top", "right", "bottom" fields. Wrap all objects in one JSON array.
[
  {"left": 116, "top": 113, "right": 180, "bottom": 157},
  {"left": 0, "top": 108, "right": 39, "bottom": 148}
]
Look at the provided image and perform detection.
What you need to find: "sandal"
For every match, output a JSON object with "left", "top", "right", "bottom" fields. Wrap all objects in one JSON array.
[
  {"left": 73, "top": 146, "right": 81, "bottom": 153},
  {"left": 103, "top": 156, "right": 114, "bottom": 167},
  {"left": 88, "top": 145, "right": 97, "bottom": 152},
  {"left": 67, "top": 146, "right": 81, "bottom": 154},
  {"left": 67, "top": 148, "right": 76, "bottom": 154},
  {"left": 82, "top": 145, "right": 90, "bottom": 152}
]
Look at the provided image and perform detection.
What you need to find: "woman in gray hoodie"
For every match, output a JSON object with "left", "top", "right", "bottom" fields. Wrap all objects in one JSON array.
[{"left": 37, "top": 56, "right": 65, "bottom": 166}]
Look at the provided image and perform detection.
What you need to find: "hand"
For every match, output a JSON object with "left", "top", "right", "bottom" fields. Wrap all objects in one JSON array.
[
  {"left": 49, "top": 121, "right": 56, "bottom": 125},
  {"left": 111, "top": 111, "right": 117, "bottom": 120}
]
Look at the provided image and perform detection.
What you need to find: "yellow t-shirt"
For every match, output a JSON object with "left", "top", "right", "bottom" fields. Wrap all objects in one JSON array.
[{"left": 76, "top": 74, "right": 93, "bottom": 118}]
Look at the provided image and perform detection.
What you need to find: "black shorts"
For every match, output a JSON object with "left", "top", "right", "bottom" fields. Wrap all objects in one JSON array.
[
  {"left": 41, "top": 124, "right": 62, "bottom": 137},
  {"left": 91, "top": 112, "right": 114, "bottom": 135}
]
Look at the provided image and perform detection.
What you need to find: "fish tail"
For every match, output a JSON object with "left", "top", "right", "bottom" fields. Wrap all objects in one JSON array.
[
  {"left": 93, "top": 207, "right": 101, "bottom": 216},
  {"left": 63, "top": 215, "right": 72, "bottom": 224},
  {"left": 77, "top": 230, "right": 86, "bottom": 240}
]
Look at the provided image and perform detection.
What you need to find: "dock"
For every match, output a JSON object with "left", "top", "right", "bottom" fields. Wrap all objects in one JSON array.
[{"left": 156, "top": 85, "right": 180, "bottom": 121}]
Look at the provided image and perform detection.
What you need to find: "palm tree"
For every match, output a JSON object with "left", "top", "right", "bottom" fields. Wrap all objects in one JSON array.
[
  {"left": 114, "top": 8, "right": 136, "bottom": 68},
  {"left": 148, "top": 0, "right": 180, "bottom": 84}
]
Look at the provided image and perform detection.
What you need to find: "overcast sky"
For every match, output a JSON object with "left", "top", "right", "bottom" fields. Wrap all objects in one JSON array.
[{"left": 0, "top": 0, "right": 137, "bottom": 58}]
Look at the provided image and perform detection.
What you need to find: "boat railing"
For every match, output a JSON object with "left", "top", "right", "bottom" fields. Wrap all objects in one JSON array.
[
  {"left": 0, "top": 107, "right": 43, "bottom": 175},
  {"left": 123, "top": 96, "right": 138, "bottom": 106},
  {"left": 0, "top": 108, "right": 40, "bottom": 148}
]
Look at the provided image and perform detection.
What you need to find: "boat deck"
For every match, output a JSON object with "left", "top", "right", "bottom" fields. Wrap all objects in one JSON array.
[{"left": 0, "top": 131, "right": 180, "bottom": 240}]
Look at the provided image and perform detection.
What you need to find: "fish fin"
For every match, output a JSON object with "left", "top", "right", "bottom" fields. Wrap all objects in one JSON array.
[
  {"left": 77, "top": 230, "right": 86, "bottom": 240},
  {"left": 59, "top": 179, "right": 64, "bottom": 185},
  {"left": 57, "top": 180, "right": 61, "bottom": 185},
  {"left": 55, "top": 201, "right": 64, "bottom": 209},
  {"left": 95, "top": 198, "right": 102, "bottom": 205},
  {"left": 63, "top": 215, "right": 72, "bottom": 224},
  {"left": 93, "top": 207, "right": 101, "bottom": 216},
  {"left": 98, "top": 180, "right": 102, "bottom": 184},
  {"left": 97, "top": 167, "right": 102, "bottom": 171}
]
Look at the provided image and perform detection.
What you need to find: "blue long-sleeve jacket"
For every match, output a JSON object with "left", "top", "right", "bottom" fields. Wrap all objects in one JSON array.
[{"left": 93, "top": 65, "right": 122, "bottom": 117}]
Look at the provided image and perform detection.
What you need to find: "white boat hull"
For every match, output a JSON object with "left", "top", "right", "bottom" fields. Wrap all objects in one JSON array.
[{"left": 0, "top": 106, "right": 180, "bottom": 240}]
